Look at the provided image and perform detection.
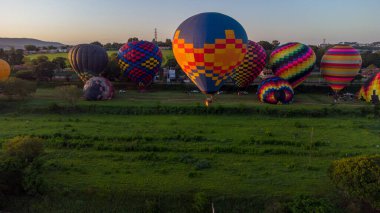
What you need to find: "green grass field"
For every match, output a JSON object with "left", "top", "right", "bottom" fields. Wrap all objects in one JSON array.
[
  {"left": 1, "top": 89, "right": 379, "bottom": 212},
  {"left": 25, "top": 49, "right": 174, "bottom": 66}
]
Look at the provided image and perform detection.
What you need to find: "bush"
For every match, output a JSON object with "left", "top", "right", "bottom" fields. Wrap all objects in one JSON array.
[
  {"left": 329, "top": 155, "right": 380, "bottom": 210},
  {"left": 55, "top": 85, "right": 82, "bottom": 106},
  {"left": 0, "top": 136, "right": 45, "bottom": 198},
  {"left": 14, "top": 70, "right": 36, "bottom": 80},
  {"left": 193, "top": 192, "right": 209, "bottom": 213},
  {"left": 3, "top": 136, "right": 44, "bottom": 163},
  {"left": 286, "top": 195, "right": 335, "bottom": 213},
  {"left": 0, "top": 77, "right": 37, "bottom": 100}
]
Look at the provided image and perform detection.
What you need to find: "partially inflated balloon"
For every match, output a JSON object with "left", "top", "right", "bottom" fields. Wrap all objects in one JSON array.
[
  {"left": 68, "top": 44, "right": 108, "bottom": 82},
  {"left": 232, "top": 40, "right": 266, "bottom": 89},
  {"left": 321, "top": 45, "right": 362, "bottom": 93},
  {"left": 117, "top": 41, "right": 162, "bottom": 88},
  {"left": 359, "top": 73, "right": 380, "bottom": 103},
  {"left": 0, "top": 59, "right": 11, "bottom": 81},
  {"left": 83, "top": 77, "right": 114, "bottom": 101},
  {"left": 173, "top": 12, "right": 248, "bottom": 95},
  {"left": 270, "top": 42, "right": 316, "bottom": 88},
  {"left": 257, "top": 77, "right": 294, "bottom": 104}
]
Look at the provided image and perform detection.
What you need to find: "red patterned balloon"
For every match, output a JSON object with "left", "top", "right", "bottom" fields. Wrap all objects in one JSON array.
[{"left": 232, "top": 41, "right": 267, "bottom": 88}]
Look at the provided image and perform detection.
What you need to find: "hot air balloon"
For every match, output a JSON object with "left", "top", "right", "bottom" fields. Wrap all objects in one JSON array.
[
  {"left": 359, "top": 72, "right": 380, "bottom": 104},
  {"left": 257, "top": 77, "right": 294, "bottom": 104},
  {"left": 68, "top": 44, "right": 108, "bottom": 82},
  {"left": 321, "top": 45, "right": 362, "bottom": 94},
  {"left": 231, "top": 40, "right": 266, "bottom": 93},
  {"left": 0, "top": 59, "right": 11, "bottom": 81},
  {"left": 270, "top": 42, "right": 316, "bottom": 88},
  {"left": 83, "top": 77, "right": 114, "bottom": 101},
  {"left": 117, "top": 41, "right": 162, "bottom": 89},
  {"left": 172, "top": 12, "right": 248, "bottom": 105}
]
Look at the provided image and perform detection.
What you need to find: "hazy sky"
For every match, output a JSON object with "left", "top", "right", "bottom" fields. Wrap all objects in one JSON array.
[{"left": 1, "top": 0, "right": 379, "bottom": 45}]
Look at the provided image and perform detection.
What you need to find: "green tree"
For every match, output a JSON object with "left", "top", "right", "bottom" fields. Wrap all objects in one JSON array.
[
  {"left": 102, "top": 53, "right": 121, "bottom": 80},
  {"left": 3, "top": 136, "right": 44, "bottom": 163},
  {"left": 34, "top": 61, "right": 56, "bottom": 81},
  {"left": 0, "top": 77, "right": 37, "bottom": 100},
  {"left": 329, "top": 155, "right": 380, "bottom": 210},
  {"left": 165, "top": 58, "right": 180, "bottom": 69},
  {"left": 258, "top": 41, "right": 274, "bottom": 51},
  {"left": 90, "top": 41, "right": 103, "bottom": 47},
  {"left": 32, "top": 55, "right": 49, "bottom": 65},
  {"left": 24, "top": 45, "right": 38, "bottom": 51},
  {"left": 54, "top": 85, "right": 82, "bottom": 106},
  {"left": 15, "top": 70, "right": 35, "bottom": 80},
  {"left": 272, "top": 40, "right": 280, "bottom": 48},
  {"left": 128, "top": 37, "right": 139, "bottom": 42},
  {"left": 52, "top": 57, "right": 67, "bottom": 69},
  {"left": 47, "top": 45, "right": 57, "bottom": 50},
  {"left": 7, "top": 48, "right": 24, "bottom": 65}
]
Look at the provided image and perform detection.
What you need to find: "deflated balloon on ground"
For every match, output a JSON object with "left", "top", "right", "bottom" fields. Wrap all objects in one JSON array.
[
  {"left": 83, "top": 77, "right": 114, "bottom": 101},
  {"left": 257, "top": 77, "right": 294, "bottom": 104}
]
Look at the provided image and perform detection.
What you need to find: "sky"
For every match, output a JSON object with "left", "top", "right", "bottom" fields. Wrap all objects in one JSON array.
[{"left": 0, "top": 0, "right": 379, "bottom": 45}]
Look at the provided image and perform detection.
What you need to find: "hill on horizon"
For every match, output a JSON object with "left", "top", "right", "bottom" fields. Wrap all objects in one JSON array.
[{"left": 0, "top": 38, "right": 65, "bottom": 49}]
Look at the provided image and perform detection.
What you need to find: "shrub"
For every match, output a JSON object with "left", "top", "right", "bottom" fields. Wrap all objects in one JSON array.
[
  {"left": 286, "top": 195, "right": 335, "bottom": 213},
  {"left": 194, "top": 159, "right": 211, "bottom": 170},
  {"left": 54, "top": 85, "right": 82, "bottom": 106},
  {"left": 3, "top": 136, "right": 44, "bottom": 163},
  {"left": 0, "top": 77, "right": 37, "bottom": 100},
  {"left": 329, "top": 155, "right": 380, "bottom": 209},
  {"left": 0, "top": 136, "right": 45, "bottom": 197},
  {"left": 193, "top": 192, "right": 209, "bottom": 213},
  {"left": 14, "top": 70, "right": 36, "bottom": 80}
]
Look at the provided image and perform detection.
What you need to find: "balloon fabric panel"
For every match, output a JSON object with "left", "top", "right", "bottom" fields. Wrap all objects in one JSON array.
[
  {"left": 360, "top": 72, "right": 380, "bottom": 103},
  {"left": 270, "top": 42, "right": 316, "bottom": 88},
  {"left": 0, "top": 59, "right": 11, "bottom": 81},
  {"left": 321, "top": 45, "right": 362, "bottom": 92},
  {"left": 232, "top": 41, "right": 267, "bottom": 88},
  {"left": 257, "top": 77, "right": 294, "bottom": 104},
  {"left": 83, "top": 77, "right": 114, "bottom": 101},
  {"left": 173, "top": 12, "right": 248, "bottom": 95},
  {"left": 117, "top": 41, "right": 162, "bottom": 87},
  {"left": 68, "top": 44, "right": 108, "bottom": 82}
]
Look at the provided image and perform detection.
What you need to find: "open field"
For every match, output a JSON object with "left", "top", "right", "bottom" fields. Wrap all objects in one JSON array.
[
  {"left": 25, "top": 49, "right": 174, "bottom": 65},
  {"left": 1, "top": 89, "right": 379, "bottom": 212}
]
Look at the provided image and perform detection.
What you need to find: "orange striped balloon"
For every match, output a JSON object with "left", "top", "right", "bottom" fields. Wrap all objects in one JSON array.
[
  {"left": 321, "top": 45, "right": 362, "bottom": 93},
  {"left": 0, "top": 59, "right": 10, "bottom": 81}
]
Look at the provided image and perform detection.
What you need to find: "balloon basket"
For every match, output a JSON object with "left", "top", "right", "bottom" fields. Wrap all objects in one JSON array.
[{"left": 204, "top": 97, "right": 214, "bottom": 107}]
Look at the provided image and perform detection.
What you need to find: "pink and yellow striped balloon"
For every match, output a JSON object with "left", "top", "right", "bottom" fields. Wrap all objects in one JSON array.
[{"left": 321, "top": 45, "right": 362, "bottom": 93}]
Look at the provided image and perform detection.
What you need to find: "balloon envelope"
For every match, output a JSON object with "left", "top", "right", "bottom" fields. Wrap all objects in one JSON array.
[
  {"left": 270, "top": 42, "right": 316, "bottom": 88},
  {"left": 68, "top": 44, "right": 108, "bottom": 82},
  {"left": 359, "top": 72, "right": 380, "bottom": 103},
  {"left": 117, "top": 41, "right": 162, "bottom": 87},
  {"left": 83, "top": 77, "right": 114, "bottom": 101},
  {"left": 232, "top": 40, "right": 266, "bottom": 89},
  {"left": 321, "top": 45, "right": 362, "bottom": 92},
  {"left": 0, "top": 59, "right": 11, "bottom": 81},
  {"left": 257, "top": 77, "right": 294, "bottom": 104},
  {"left": 173, "top": 12, "right": 248, "bottom": 94}
]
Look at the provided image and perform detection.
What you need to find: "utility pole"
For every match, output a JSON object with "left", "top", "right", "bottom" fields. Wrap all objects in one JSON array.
[{"left": 154, "top": 28, "right": 158, "bottom": 44}]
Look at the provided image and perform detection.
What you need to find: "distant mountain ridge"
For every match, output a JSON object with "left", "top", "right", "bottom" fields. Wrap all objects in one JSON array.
[{"left": 0, "top": 38, "right": 65, "bottom": 49}]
